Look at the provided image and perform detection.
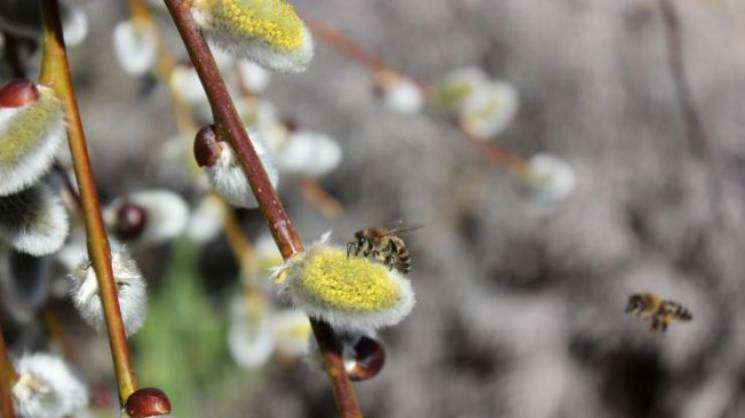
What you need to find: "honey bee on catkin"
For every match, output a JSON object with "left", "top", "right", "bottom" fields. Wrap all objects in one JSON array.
[
  {"left": 346, "top": 223, "right": 422, "bottom": 274},
  {"left": 626, "top": 292, "right": 693, "bottom": 332}
]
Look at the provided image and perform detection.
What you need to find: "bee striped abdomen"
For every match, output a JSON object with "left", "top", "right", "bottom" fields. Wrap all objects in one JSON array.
[{"left": 667, "top": 302, "right": 693, "bottom": 321}]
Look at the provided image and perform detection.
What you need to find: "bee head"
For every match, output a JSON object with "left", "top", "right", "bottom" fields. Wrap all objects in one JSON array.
[
  {"left": 354, "top": 230, "right": 366, "bottom": 243},
  {"left": 626, "top": 295, "right": 643, "bottom": 313}
]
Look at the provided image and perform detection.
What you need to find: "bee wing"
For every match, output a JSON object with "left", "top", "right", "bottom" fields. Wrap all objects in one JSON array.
[{"left": 384, "top": 220, "right": 424, "bottom": 234}]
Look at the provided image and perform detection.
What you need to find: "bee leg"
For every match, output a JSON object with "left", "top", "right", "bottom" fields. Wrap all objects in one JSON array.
[{"left": 347, "top": 243, "right": 353, "bottom": 258}]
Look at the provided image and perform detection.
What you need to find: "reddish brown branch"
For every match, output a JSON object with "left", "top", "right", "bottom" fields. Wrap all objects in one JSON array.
[
  {"left": 2, "top": 31, "right": 28, "bottom": 78},
  {"left": 658, "top": 0, "right": 710, "bottom": 158},
  {"left": 162, "top": 1, "right": 362, "bottom": 417},
  {"left": 302, "top": 13, "right": 526, "bottom": 172},
  {"left": 39, "top": 0, "right": 138, "bottom": 405},
  {"left": 301, "top": 14, "right": 388, "bottom": 73},
  {"left": 0, "top": 323, "right": 15, "bottom": 418},
  {"left": 658, "top": 0, "right": 724, "bottom": 224}
]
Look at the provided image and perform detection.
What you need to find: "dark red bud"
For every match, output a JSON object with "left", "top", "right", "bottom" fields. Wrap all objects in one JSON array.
[
  {"left": 0, "top": 79, "right": 40, "bottom": 108},
  {"left": 194, "top": 125, "right": 222, "bottom": 167},
  {"left": 115, "top": 202, "right": 147, "bottom": 240},
  {"left": 371, "top": 81, "right": 384, "bottom": 98},
  {"left": 346, "top": 335, "right": 386, "bottom": 381},
  {"left": 281, "top": 116, "right": 298, "bottom": 132},
  {"left": 125, "top": 387, "right": 172, "bottom": 418}
]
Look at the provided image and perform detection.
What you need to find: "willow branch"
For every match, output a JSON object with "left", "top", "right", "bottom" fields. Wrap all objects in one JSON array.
[
  {"left": 38, "top": 0, "right": 138, "bottom": 405},
  {"left": 658, "top": 0, "right": 724, "bottom": 223},
  {"left": 2, "top": 31, "right": 27, "bottom": 78},
  {"left": 162, "top": 1, "right": 362, "bottom": 416},
  {"left": 301, "top": 13, "right": 526, "bottom": 172},
  {"left": 298, "top": 178, "right": 344, "bottom": 219},
  {"left": 301, "top": 14, "right": 388, "bottom": 73},
  {"left": 0, "top": 323, "right": 15, "bottom": 418},
  {"left": 39, "top": 306, "right": 77, "bottom": 364}
]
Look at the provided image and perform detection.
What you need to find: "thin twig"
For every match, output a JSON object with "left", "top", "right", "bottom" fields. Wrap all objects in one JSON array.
[
  {"left": 658, "top": 0, "right": 710, "bottom": 158},
  {"left": 658, "top": 0, "right": 724, "bottom": 224},
  {"left": 298, "top": 178, "right": 344, "bottom": 219},
  {"left": 301, "top": 13, "right": 527, "bottom": 173},
  {"left": 0, "top": 323, "right": 15, "bottom": 418},
  {"left": 2, "top": 31, "right": 27, "bottom": 78},
  {"left": 162, "top": 1, "right": 362, "bottom": 416},
  {"left": 301, "top": 14, "right": 388, "bottom": 73},
  {"left": 38, "top": 0, "right": 138, "bottom": 405},
  {"left": 39, "top": 306, "right": 77, "bottom": 364}
]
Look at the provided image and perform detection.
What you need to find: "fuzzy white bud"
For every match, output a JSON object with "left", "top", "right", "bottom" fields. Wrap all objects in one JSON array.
[
  {"left": 0, "top": 183, "right": 70, "bottom": 256},
  {"left": 459, "top": 80, "right": 519, "bottom": 140},
  {"left": 104, "top": 190, "right": 189, "bottom": 246},
  {"left": 276, "top": 131, "right": 342, "bottom": 178},
  {"left": 69, "top": 249, "right": 147, "bottom": 337},
  {"left": 12, "top": 353, "right": 89, "bottom": 418},
  {"left": 113, "top": 20, "right": 157, "bottom": 76},
  {"left": 204, "top": 130, "right": 278, "bottom": 208},
  {"left": 227, "top": 296, "right": 274, "bottom": 368},
  {"left": 186, "top": 194, "right": 225, "bottom": 243},
  {"left": 517, "top": 153, "right": 576, "bottom": 207}
]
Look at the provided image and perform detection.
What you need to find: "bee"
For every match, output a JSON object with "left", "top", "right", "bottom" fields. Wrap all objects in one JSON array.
[
  {"left": 346, "top": 223, "right": 423, "bottom": 274},
  {"left": 626, "top": 292, "right": 693, "bottom": 332}
]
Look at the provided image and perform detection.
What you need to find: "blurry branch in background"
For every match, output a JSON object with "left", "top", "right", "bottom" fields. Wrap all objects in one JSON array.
[
  {"left": 658, "top": 0, "right": 711, "bottom": 159},
  {"left": 38, "top": 0, "right": 139, "bottom": 406},
  {"left": 300, "top": 14, "right": 527, "bottom": 173},
  {"left": 39, "top": 306, "right": 78, "bottom": 364},
  {"left": 129, "top": 0, "right": 198, "bottom": 140},
  {"left": 658, "top": 0, "right": 725, "bottom": 225},
  {"left": 0, "top": 323, "right": 16, "bottom": 418},
  {"left": 231, "top": 62, "right": 346, "bottom": 219},
  {"left": 162, "top": 1, "right": 363, "bottom": 417},
  {"left": 298, "top": 178, "right": 344, "bottom": 219},
  {"left": 2, "top": 31, "right": 30, "bottom": 78}
]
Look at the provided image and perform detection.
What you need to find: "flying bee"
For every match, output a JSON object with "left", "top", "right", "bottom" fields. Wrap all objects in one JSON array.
[
  {"left": 626, "top": 292, "right": 693, "bottom": 332},
  {"left": 346, "top": 223, "right": 423, "bottom": 274}
]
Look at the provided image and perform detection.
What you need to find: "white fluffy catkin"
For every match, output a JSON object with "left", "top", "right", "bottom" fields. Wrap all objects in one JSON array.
[{"left": 69, "top": 249, "right": 147, "bottom": 337}]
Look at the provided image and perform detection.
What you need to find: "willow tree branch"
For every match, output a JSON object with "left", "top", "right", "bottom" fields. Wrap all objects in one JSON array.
[
  {"left": 658, "top": 0, "right": 724, "bottom": 224},
  {"left": 0, "top": 324, "right": 14, "bottom": 418},
  {"left": 301, "top": 14, "right": 388, "bottom": 73},
  {"left": 658, "top": 0, "right": 711, "bottom": 158},
  {"left": 301, "top": 13, "right": 526, "bottom": 172},
  {"left": 162, "top": 1, "right": 362, "bottom": 417},
  {"left": 38, "top": 0, "right": 138, "bottom": 405},
  {"left": 2, "top": 31, "right": 27, "bottom": 78}
]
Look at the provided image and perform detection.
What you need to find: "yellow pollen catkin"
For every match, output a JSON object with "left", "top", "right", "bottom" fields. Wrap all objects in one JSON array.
[
  {"left": 298, "top": 248, "right": 401, "bottom": 313},
  {"left": 203, "top": 0, "right": 304, "bottom": 51},
  {"left": 0, "top": 88, "right": 63, "bottom": 166}
]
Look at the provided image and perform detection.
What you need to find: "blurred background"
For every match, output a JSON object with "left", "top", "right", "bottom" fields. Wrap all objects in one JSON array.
[{"left": 4, "top": 0, "right": 745, "bottom": 417}]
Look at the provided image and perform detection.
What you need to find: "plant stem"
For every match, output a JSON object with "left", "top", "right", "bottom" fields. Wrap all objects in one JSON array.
[
  {"left": 658, "top": 0, "right": 724, "bottom": 224},
  {"left": 302, "top": 13, "right": 527, "bottom": 173},
  {"left": 38, "top": 0, "right": 138, "bottom": 405},
  {"left": 298, "top": 178, "right": 344, "bottom": 219},
  {"left": 220, "top": 198, "right": 255, "bottom": 270},
  {"left": 0, "top": 324, "right": 15, "bottom": 418},
  {"left": 162, "top": 1, "right": 362, "bottom": 416},
  {"left": 2, "top": 31, "right": 27, "bottom": 78},
  {"left": 39, "top": 306, "right": 77, "bottom": 364},
  {"left": 301, "top": 14, "right": 388, "bottom": 73}
]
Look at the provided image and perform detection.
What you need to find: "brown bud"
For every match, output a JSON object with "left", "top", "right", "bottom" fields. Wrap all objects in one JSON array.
[
  {"left": 281, "top": 116, "right": 298, "bottom": 132},
  {"left": 125, "top": 387, "right": 172, "bottom": 418},
  {"left": 0, "top": 79, "right": 40, "bottom": 108},
  {"left": 346, "top": 335, "right": 386, "bottom": 381},
  {"left": 194, "top": 125, "right": 222, "bottom": 167},
  {"left": 115, "top": 202, "right": 147, "bottom": 240}
]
